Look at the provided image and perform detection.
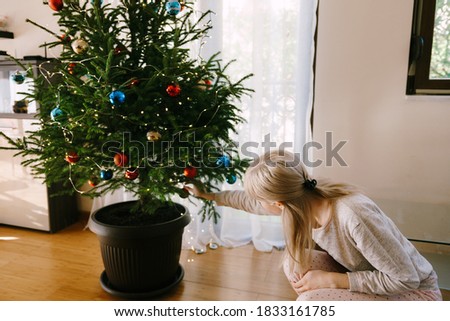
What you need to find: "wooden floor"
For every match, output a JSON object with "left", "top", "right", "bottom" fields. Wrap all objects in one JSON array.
[
  {"left": 0, "top": 218, "right": 296, "bottom": 301},
  {"left": 0, "top": 218, "right": 448, "bottom": 301}
]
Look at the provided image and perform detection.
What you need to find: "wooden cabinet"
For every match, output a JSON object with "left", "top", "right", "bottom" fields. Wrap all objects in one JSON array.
[{"left": 0, "top": 60, "right": 78, "bottom": 232}]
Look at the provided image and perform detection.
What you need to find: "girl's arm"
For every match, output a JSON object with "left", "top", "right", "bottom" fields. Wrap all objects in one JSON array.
[
  {"left": 184, "top": 185, "right": 273, "bottom": 215},
  {"left": 183, "top": 185, "right": 220, "bottom": 204},
  {"left": 291, "top": 271, "right": 349, "bottom": 294}
]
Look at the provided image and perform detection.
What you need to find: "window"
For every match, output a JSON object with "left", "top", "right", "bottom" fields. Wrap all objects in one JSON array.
[{"left": 407, "top": 0, "right": 450, "bottom": 94}]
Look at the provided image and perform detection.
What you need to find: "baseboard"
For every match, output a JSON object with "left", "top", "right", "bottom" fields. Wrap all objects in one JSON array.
[{"left": 411, "top": 241, "right": 450, "bottom": 291}]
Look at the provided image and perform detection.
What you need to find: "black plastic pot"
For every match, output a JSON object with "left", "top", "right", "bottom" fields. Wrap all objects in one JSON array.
[{"left": 88, "top": 201, "right": 191, "bottom": 299}]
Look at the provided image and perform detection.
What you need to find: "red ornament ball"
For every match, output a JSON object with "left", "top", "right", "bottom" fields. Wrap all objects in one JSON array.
[
  {"left": 65, "top": 151, "right": 80, "bottom": 164},
  {"left": 183, "top": 166, "right": 197, "bottom": 179},
  {"left": 166, "top": 84, "right": 181, "bottom": 97},
  {"left": 125, "top": 168, "right": 139, "bottom": 180},
  {"left": 67, "top": 63, "right": 77, "bottom": 75},
  {"left": 114, "top": 45, "right": 126, "bottom": 55},
  {"left": 127, "top": 78, "right": 140, "bottom": 88},
  {"left": 60, "top": 34, "right": 71, "bottom": 44},
  {"left": 88, "top": 176, "right": 99, "bottom": 187},
  {"left": 113, "top": 152, "right": 128, "bottom": 167},
  {"left": 49, "top": 0, "right": 64, "bottom": 11}
]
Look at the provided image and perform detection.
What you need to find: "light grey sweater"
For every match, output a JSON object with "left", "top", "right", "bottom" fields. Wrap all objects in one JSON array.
[{"left": 215, "top": 191, "right": 438, "bottom": 295}]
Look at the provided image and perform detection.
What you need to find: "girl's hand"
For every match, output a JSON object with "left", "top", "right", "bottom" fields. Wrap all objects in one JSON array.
[
  {"left": 184, "top": 184, "right": 217, "bottom": 202},
  {"left": 291, "top": 270, "right": 349, "bottom": 294},
  {"left": 183, "top": 184, "right": 203, "bottom": 198}
]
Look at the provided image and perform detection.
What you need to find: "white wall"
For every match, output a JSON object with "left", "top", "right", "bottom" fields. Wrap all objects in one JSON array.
[
  {"left": 313, "top": 0, "right": 450, "bottom": 243},
  {"left": 0, "top": 0, "right": 61, "bottom": 59}
]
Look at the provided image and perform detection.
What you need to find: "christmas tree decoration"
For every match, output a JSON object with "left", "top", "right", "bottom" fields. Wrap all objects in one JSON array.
[
  {"left": 208, "top": 242, "right": 219, "bottom": 250},
  {"left": 100, "top": 169, "right": 113, "bottom": 180},
  {"left": 65, "top": 151, "right": 80, "bottom": 164},
  {"left": 196, "top": 79, "right": 212, "bottom": 90},
  {"left": 183, "top": 166, "right": 197, "bottom": 179},
  {"left": 165, "top": 1, "right": 181, "bottom": 15},
  {"left": 48, "top": 0, "right": 64, "bottom": 12},
  {"left": 146, "top": 130, "right": 162, "bottom": 141},
  {"left": 67, "top": 63, "right": 77, "bottom": 75},
  {"left": 80, "top": 74, "right": 92, "bottom": 83},
  {"left": 166, "top": 83, "right": 181, "bottom": 97},
  {"left": 125, "top": 167, "right": 139, "bottom": 180},
  {"left": 109, "top": 90, "right": 126, "bottom": 105},
  {"left": 226, "top": 174, "right": 237, "bottom": 184},
  {"left": 60, "top": 33, "right": 72, "bottom": 44},
  {"left": 71, "top": 38, "right": 89, "bottom": 54},
  {"left": 11, "top": 72, "right": 26, "bottom": 85},
  {"left": 88, "top": 176, "right": 99, "bottom": 187},
  {"left": 113, "top": 152, "right": 128, "bottom": 167},
  {"left": 114, "top": 44, "right": 126, "bottom": 55},
  {"left": 50, "top": 106, "right": 63, "bottom": 121},
  {"left": 216, "top": 155, "right": 231, "bottom": 168},
  {"left": 127, "top": 78, "right": 140, "bottom": 88}
]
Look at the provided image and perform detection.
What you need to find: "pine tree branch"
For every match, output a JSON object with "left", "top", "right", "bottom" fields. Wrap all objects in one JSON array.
[{"left": 25, "top": 18, "right": 60, "bottom": 39}]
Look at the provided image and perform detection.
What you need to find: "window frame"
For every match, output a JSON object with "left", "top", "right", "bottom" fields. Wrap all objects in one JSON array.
[{"left": 407, "top": 0, "right": 450, "bottom": 95}]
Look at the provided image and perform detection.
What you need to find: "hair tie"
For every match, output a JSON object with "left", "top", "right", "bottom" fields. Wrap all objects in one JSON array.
[{"left": 303, "top": 179, "right": 317, "bottom": 190}]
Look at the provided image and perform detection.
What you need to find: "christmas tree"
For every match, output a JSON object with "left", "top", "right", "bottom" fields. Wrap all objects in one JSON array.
[{"left": 2, "top": 0, "right": 252, "bottom": 222}]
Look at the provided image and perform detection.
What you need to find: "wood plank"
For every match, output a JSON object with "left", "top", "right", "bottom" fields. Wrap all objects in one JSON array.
[{"left": 0, "top": 221, "right": 297, "bottom": 301}]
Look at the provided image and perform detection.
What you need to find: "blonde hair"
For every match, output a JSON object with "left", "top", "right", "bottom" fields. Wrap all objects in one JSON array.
[{"left": 244, "top": 150, "right": 356, "bottom": 272}]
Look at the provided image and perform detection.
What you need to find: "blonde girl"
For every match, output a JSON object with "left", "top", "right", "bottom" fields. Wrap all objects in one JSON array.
[{"left": 186, "top": 150, "right": 442, "bottom": 301}]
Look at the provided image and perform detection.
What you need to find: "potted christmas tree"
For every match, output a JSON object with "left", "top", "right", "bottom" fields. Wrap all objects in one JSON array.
[{"left": 1, "top": 0, "right": 251, "bottom": 298}]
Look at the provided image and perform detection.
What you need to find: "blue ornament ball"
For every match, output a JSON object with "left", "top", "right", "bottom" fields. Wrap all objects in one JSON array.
[
  {"left": 165, "top": 1, "right": 181, "bottom": 15},
  {"left": 216, "top": 155, "right": 231, "bottom": 168},
  {"left": 226, "top": 174, "right": 237, "bottom": 184},
  {"left": 50, "top": 106, "right": 63, "bottom": 121},
  {"left": 11, "top": 72, "right": 26, "bottom": 85},
  {"left": 109, "top": 90, "right": 126, "bottom": 105},
  {"left": 100, "top": 169, "right": 113, "bottom": 180}
]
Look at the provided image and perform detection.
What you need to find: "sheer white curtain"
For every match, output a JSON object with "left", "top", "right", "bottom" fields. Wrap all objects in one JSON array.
[{"left": 91, "top": 0, "right": 317, "bottom": 253}]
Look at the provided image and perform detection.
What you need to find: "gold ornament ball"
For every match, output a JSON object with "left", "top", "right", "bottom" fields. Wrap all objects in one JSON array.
[
  {"left": 146, "top": 131, "right": 162, "bottom": 141},
  {"left": 71, "top": 39, "right": 89, "bottom": 54}
]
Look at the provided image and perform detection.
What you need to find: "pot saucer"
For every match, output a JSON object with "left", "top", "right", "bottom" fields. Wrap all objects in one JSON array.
[{"left": 100, "top": 264, "right": 184, "bottom": 299}]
